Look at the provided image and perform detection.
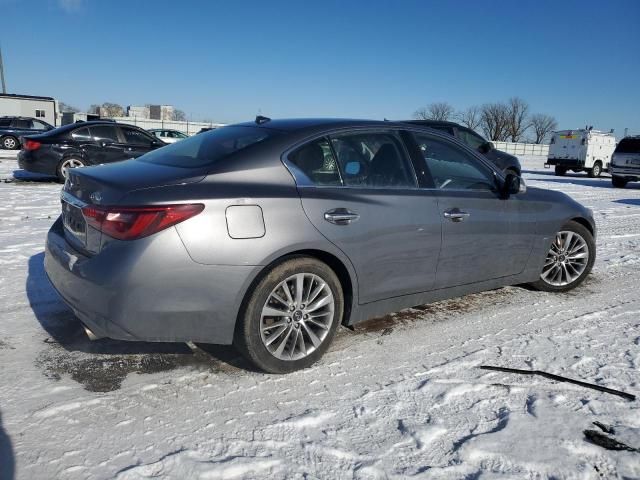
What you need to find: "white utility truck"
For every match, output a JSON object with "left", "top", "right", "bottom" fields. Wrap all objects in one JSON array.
[{"left": 545, "top": 128, "right": 616, "bottom": 177}]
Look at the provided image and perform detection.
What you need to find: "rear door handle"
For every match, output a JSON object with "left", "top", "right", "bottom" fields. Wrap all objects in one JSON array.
[
  {"left": 443, "top": 208, "right": 470, "bottom": 222},
  {"left": 324, "top": 208, "right": 360, "bottom": 225}
]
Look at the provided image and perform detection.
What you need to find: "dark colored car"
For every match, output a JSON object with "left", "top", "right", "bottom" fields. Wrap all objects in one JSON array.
[
  {"left": 0, "top": 116, "right": 54, "bottom": 150},
  {"left": 403, "top": 120, "right": 521, "bottom": 175},
  {"left": 45, "top": 118, "right": 596, "bottom": 373},
  {"left": 610, "top": 136, "right": 640, "bottom": 188},
  {"left": 18, "top": 121, "right": 165, "bottom": 182}
]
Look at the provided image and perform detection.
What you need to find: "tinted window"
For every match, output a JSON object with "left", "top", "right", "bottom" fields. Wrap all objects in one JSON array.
[
  {"left": 457, "top": 129, "right": 486, "bottom": 151},
  {"left": 32, "top": 120, "right": 49, "bottom": 131},
  {"left": 330, "top": 131, "right": 416, "bottom": 188},
  {"left": 14, "top": 119, "right": 32, "bottom": 129},
  {"left": 615, "top": 138, "right": 640, "bottom": 154},
  {"left": 288, "top": 138, "right": 341, "bottom": 186},
  {"left": 71, "top": 128, "right": 92, "bottom": 142},
  {"left": 139, "top": 126, "right": 277, "bottom": 168},
  {"left": 431, "top": 125, "right": 455, "bottom": 136},
  {"left": 413, "top": 133, "right": 496, "bottom": 191},
  {"left": 0, "top": 118, "right": 11, "bottom": 127},
  {"left": 90, "top": 125, "right": 119, "bottom": 143},
  {"left": 121, "top": 127, "right": 154, "bottom": 145}
]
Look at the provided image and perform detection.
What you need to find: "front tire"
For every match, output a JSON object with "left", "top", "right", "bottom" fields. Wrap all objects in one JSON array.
[
  {"left": 588, "top": 162, "right": 602, "bottom": 178},
  {"left": 554, "top": 166, "right": 567, "bottom": 176},
  {"left": 2, "top": 136, "right": 19, "bottom": 150},
  {"left": 530, "top": 220, "right": 595, "bottom": 293},
  {"left": 56, "top": 157, "right": 85, "bottom": 183},
  {"left": 234, "top": 257, "right": 344, "bottom": 373},
  {"left": 612, "top": 176, "right": 627, "bottom": 188}
]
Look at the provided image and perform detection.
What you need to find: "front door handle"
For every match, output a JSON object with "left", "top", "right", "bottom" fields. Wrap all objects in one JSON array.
[
  {"left": 324, "top": 208, "right": 360, "bottom": 225},
  {"left": 443, "top": 208, "right": 470, "bottom": 222}
]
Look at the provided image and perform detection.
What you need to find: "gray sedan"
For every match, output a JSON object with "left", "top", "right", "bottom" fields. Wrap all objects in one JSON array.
[{"left": 45, "top": 118, "right": 596, "bottom": 373}]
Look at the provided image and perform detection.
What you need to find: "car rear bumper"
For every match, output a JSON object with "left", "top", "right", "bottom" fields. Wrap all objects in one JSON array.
[
  {"left": 44, "top": 217, "right": 259, "bottom": 345},
  {"left": 545, "top": 158, "right": 583, "bottom": 167},
  {"left": 610, "top": 165, "right": 640, "bottom": 179},
  {"left": 18, "top": 150, "right": 58, "bottom": 176}
]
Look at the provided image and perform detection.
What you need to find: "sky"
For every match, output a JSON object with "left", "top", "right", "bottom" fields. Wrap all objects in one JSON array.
[{"left": 0, "top": 0, "right": 638, "bottom": 137}]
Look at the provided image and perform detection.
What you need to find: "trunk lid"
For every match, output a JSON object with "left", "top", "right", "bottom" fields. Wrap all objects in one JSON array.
[{"left": 65, "top": 158, "right": 207, "bottom": 205}]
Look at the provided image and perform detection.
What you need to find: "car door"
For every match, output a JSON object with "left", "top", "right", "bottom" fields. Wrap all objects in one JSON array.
[
  {"left": 410, "top": 131, "right": 533, "bottom": 288},
  {"left": 84, "top": 125, "right": 127, "bottom": 164},
  {"left": 286, "top": 129, "right": 442, "bottom": 304},
  {"left": 119, "top": 126, "right": 160, "bottom": 157}
]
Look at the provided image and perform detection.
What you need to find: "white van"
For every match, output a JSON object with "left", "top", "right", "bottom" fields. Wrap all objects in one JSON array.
[{"left": 545, "top": 129, "right": 616, "bottom": 177}]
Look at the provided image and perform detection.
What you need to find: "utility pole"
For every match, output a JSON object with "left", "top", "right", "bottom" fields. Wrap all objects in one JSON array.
[{"left": 0, "top": 43, "right": 7, "bottom": 94}]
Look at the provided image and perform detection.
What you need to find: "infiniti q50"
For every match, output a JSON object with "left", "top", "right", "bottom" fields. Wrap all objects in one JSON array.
[{"left": 44, "top": 118, "right": 596, "bottom": 373}]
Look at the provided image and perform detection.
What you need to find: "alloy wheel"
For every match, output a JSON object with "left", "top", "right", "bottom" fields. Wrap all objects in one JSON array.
[
  {"left": 260, "top": 272, "right": 335, "bottom": 361},
  {"left": 540, "top": 231, "right": 589, "bottom": 286},
  {"left": 3, "top": 137, "right": 17, "bottom": 149},
  {"left": 60, "top": 158, "right": 85, "bottom": 179}
]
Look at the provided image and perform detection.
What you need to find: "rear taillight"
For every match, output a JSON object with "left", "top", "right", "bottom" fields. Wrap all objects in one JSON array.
[
  {"left": 24, "top": 140, "right": 41, "bottom": 151},
  {"left": 82, "top": 204, "right": 204, "bottom": 240}
]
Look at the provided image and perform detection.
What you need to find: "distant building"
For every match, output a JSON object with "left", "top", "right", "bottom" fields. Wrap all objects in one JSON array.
[
  {"left": 127, "top": 105, "right": 150, "bottom": 119},
  {"left": 0, "top": 93, "right": 58, "bottom": 126},
  {"left": 61, "top": 111, "right": 101, "bottom": 125},
  {"left": 127, "top": 104, "right": 174, "bottom": 120}
]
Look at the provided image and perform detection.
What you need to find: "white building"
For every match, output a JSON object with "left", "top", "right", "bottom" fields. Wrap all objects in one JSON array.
[
  {"left": 127, "top": 105, "right": 174, "bottom": 120},
  {"left": 0, "top": 93, "right": 58, "bottom": 126},
  {"left": 127, "top": 105, "right": 150, "bottom": 119}
]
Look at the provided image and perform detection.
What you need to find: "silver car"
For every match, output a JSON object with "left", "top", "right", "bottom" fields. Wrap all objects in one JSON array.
[
  {"left": 148, "top": 129, "right": 189, "bottom": 144},
  {"left": 45, "top": 118, "right": 596, "bottom": 373},
  {"left": 610, "top": 136, "right": 640, "bottom": 188}
]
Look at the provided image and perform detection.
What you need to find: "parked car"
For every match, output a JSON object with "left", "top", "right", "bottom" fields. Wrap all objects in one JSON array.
[
  {"left": 148, "top": 129, "right": 189, "bottom": 144},
  {"left": 18, "top": 121, "right": 165, "bottom": 182},
  {"left": 545, "top": 128, "right": 616, "bottom": 177},
  {"left": 0, "top": 116, "right": 54, "bottom": 150},
  {"left": 609, "top": 136, "right": 640, "bottom": 188},
  {"left": 45, "top": 118, "right": 596, "bottom": 373},
  {"left": 402, "top": 120, "right": 521, "bottom": 176}
]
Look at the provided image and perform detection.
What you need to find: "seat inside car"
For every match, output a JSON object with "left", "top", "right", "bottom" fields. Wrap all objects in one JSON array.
[{"left": 369, "top": 143, "right": 409, "bottom": 186}]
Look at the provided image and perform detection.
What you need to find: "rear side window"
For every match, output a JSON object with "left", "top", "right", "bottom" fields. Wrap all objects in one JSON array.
[
  {"left": 90, "top": 125, "right": 119, "bottom": 143},
  {"left": 330, "top": 131, "right": 416, "bottom": 188},
  {"left": 0, "top": 118, "right": 11, "bottom": 127},
  {"left": 615, "top": 138, "right": 640, "bottom": 154},
  {"left": 14, "top": 119, "right": 32, "bottom": 129},
  {"left": 139, "top": 126, "right": 277, "bottom": 168},
  {"left": 413, "top": 132, "right": 496, "bottom": 191},
  {"left": 71, "top": 128, "right": 92, "bottom": 142},
  {"left": 288, "top": 138, "right": 341, "bottom": 186}
]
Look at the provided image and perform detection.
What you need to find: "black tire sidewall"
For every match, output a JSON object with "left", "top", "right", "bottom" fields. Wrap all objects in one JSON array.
[
  {"left": 612, "top": 176, "right": 627, "bottom": 188},
  {"left": 532, "top": 221, "right": 596, "bottom": 293},
  {"left": 235, "top": 257, "right": 344, "bottom": 374}
]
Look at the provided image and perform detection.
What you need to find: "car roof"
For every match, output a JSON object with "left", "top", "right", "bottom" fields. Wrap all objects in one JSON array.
[
  {"left": 232, "top": 118, "right": 414, "bottom": 135},
  {"left": 401, "top": 119, "right": 465, "bottom": 128}
]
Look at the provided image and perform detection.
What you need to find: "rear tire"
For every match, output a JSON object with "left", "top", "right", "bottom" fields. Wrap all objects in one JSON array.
[
  {"left": 56, "top": 157, "right": 85, "bottom": 183},
  {"left": 612, "top": 176, "right": 628, "bottom": 188},
  {"left": 504, "top": 168, "right": 519, "bottom": 177},
  {"left": 554, "top": 166, "right": 567, "bottom": 176},
  {"left": 1, "top": 136, "right": 19, "bottom": 150},
  {"left": 530, "top": 220, "right": 595, "bottom": 293},
  {"left": 588, "top": 162, "right": 602, "bottom": 178},
  {"left": 234, "top": 257, "right": 344, "bottom": 373}
]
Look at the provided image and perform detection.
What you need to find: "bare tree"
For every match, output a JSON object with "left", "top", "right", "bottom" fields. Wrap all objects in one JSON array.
[
  {"left": 456, "top": 105, "right": 482, "bottom": 131},
  {"left": 171, "top": 109, "right": 187, "bottom": 121},
  {"left": 59, "top": 101, "right": 79, "bottom": 113},
  {"left": 505, "top": 97, "right": 530, "bottom": 142},
  {"left": 530, "top": 113, "right": 557, "bottom": 144},
  {"left": 413, "top": 102, "right": 454, "bottom": 121},
  {"left": 89, "top": 102, "right": 124, "bottom": 117},
  {"left": 480, "top": 102, "right": 510, "bottom": 141}
]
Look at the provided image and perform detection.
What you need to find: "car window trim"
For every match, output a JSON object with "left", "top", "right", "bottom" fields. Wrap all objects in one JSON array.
[{"left": 282, "top": 127, "right": 420, "bottom": 190}]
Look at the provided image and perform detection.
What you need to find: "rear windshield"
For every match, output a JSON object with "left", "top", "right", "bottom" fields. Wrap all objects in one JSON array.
[
  {"left": 138, "top": 126, "right": 277, "bottom": 168},
  {"left": 615, "top": 138, "right": 640, "bottom": 154}
]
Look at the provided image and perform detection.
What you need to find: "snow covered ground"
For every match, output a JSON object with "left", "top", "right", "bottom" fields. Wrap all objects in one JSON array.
[{"left": 0, "top": 150, "right": 639, "bottom": 479}]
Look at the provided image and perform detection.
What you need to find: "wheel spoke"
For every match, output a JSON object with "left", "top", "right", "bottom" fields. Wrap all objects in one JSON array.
[
  {"left": 306, "top": 294, "right": 332, "bottom": 313},
  {"left": 274, "top": 327, "right": 293, "bottom": 357},
  {"left": 301, "top": 322, "right": 322, "bottom": 347},
  {"left": 295, "top": 273, "right": 304, "bottom": 306},
  {"left": 265, "top": 324, "right": 289, "bottom": 346},
  {"left": 262, "top": 306, "right": 289, "bottom": 318},
  {"left": 281, "top": 281, "right": 294, "bottom": 305}
]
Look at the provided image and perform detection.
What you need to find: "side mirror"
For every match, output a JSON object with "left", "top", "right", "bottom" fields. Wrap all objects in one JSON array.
[
  {"left": 504, "top": 173, "right": 526, "bottom": 196},
  {"left": 479, "top": 141, "right": 494, "bottom": 154}
]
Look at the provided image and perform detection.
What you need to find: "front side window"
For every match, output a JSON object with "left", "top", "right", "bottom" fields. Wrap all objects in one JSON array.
[
  {"left": 139, "top": 126, "right": 277, "bottom": 168},
  {"left": 90, "top": 125, "right": 119, "bottom": 143},
  {"left": 288, "top": 138, "right": 341, "bottom": 186},
  {"left": 330, "top": 131, "right": 416, "bottom": 188},
  {"left": 32, "top": 120, "right": 49, "bottom": 131},
  {"left": 121, "top": 127, "right": 154, "bottom": 146},
  {"left": 413, "top": 132, "right": 496, "bottom": 191},
  {"left": 457, "top": 129, "right": 486, "bottom": 151}
]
